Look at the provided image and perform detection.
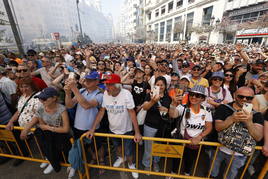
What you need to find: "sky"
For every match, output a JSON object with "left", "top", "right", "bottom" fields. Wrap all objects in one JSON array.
[{"left": 101, "top": 0, "right": 124, "bottom": 24}]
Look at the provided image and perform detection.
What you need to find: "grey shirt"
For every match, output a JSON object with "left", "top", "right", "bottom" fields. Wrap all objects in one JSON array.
[{"left": 35, "top": 104, "right": 66, "bottom": 127}]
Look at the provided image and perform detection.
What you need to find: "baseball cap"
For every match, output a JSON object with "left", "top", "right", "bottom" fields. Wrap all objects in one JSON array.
[
  {"left": 182, "top": 61, "right": 190, "bottom": 67},
  {"left": 103, "top": 74, "right": 121, "bottom": 84},
  {"left": 211, "top": 71, "right": 225, "bottom": 79},
  {"left": 85, "top": 71, "right": 100, "bottom": 80},
  {"left": 135, "top": 67, "right": 144, "bottom": 73},
  {"left": 253, "top": 59, "right": 265, "bottom": 65},
  {"left": 35, "top": 87, "right": 59, "bottom": 100},
  {"left": 190, "top": 85, "right": 206, "bottom": 96},
  {"left": 180, "top": 75, "right": 190, "bottom": 82}
]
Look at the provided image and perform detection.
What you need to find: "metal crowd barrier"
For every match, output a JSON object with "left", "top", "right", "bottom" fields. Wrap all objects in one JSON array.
[
  {"left": 0, "top": 125, "right": 86, "bottom": 179},
  {"left": 0, "top": 125, "right": 267, "bottom": 179},
  {"left": 81, "top": 133, "right": 267, "bottom": 179}
]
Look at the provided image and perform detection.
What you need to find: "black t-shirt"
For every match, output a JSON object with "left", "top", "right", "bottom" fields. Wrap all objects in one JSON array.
[
  {"left": 214, "top": 103, "right": 264, "bottom": 125},
  {"left": 208, "top": 103, "right": 264, "bottom": 142},
  {"left": 264, "top": 109, "right": 268, "bottom": 121},
  {"left": 144, "top": 93, "right": 171, "bottom": 129},
  {"left": 131, "top": 81, "right": 150, "bottom": 107}
]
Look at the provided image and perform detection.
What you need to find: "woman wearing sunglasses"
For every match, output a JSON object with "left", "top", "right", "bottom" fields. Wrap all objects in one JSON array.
[
  {"left": 169, "top": 85, "right": 212, "bottom": 176},
  {"left": 223, "top": 70, "right": 237, "bottom": 97},
  {"left": 5, "top": 77, "right": 41, "bottom": 166},
  {"left": 206, "top": 72, "right": 233, "bottom": 113},
  {"left": 20, "top": 87, "right": 71, "bottom": 175}
]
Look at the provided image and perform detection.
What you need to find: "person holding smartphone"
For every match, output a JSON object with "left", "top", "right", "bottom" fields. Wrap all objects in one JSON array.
[
  {"left": 211, "top": 87, "right": 264, "bottom": 179},
  {"left": 141, "top": 76, "right": 171, "bottom": 172}
]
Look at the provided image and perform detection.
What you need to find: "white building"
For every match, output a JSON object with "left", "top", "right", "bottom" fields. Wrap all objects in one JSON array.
[
  {"left": 223, "top": 0, "right": 268, "bottom": 45},
  {"left": 119, "top": 0, "right": 144, "bottom": 43},
  {"left": 144, "top": 0, "right": 268, "bottom": 44},
  {"left": 0, "top": 0, "right": 114, "bottom": 47}
]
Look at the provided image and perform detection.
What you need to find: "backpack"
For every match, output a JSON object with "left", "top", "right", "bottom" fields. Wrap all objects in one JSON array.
[{"left": 218, "top": 104, "right": 256, "bottom": 156}]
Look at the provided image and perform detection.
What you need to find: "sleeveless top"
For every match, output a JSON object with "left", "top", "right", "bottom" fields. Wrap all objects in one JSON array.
[{"left": 255, "top": 94, "right": 268, "bottom": 111}]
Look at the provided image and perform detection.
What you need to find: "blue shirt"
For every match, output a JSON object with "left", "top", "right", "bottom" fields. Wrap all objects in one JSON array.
[
  {"left": 74, "top": 88, "right": 103, "bottom": 130},
  {"left": 37, "top": 59, "right": 43, "bottom": 69}
]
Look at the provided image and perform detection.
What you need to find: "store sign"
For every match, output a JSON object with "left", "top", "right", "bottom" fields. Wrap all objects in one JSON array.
[
  {"left": 51, "top": 32, "right": 60, "bottom": 40},
  {"left": 237, "top": 28, "right": 268, "bottom": 36}
]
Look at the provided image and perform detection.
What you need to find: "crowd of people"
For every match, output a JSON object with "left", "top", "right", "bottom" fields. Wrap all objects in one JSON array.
[{"left": 0, "top": 43, "right": 267, "bottom": 179}]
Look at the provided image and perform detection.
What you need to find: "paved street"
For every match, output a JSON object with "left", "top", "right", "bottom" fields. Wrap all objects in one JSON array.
[{"left": 0, "top": 159, "right": 165, "bottom": 179}]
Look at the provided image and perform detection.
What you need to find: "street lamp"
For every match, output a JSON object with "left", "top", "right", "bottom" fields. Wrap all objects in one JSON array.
[{"left": 76, "top": 0, "right": 83, "bottom": 38}]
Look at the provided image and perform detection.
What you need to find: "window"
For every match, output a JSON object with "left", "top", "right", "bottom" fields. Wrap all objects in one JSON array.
[
  {"left": 173, "top": 16, "right": 182, "bottom": 41},
  {"left": 188, "top": 0, "right": 195, "bottom": 3},
  {"left": 186, "top": 12, "right": 194, "bottom": 40},
  {"left": 161, "top": 6, "right": 166, "bottom": 15},
  {"left": 202, "top": 6, "right": 213, "bottom": 26},
  {"left": 166, "top": 19, "right": 173, "bottom": 42},
  {"left": 168, "top": 2, "right": 173, "bottom": 13},
  {"left": 177, "top": 0, "right": 183, "bottom": 8},
  {"left": 154, "top": 23, "right": 159, "bottom": 41},
  {"left": 155, "top": 9, "right": 159, "bottom": 17},
  {"left": 160, "top": 21, "right": 165, "bottom": 41},
  {"left": 148, "top": 12, "right": 151, "bottom": 20}
]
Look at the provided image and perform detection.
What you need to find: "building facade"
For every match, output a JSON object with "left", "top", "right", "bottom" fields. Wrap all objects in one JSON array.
[
  {"left": 142, "top": 0, "right": 268, "bottom": 44},
  {"left": 119, "top": 0, "right": 145, "bottom": 43},
  {"left": 223, "top": 0, "right": 268, "bottom": 45},
  {"left": 0, "top": 0, "right": 114, "bottom": 48}
]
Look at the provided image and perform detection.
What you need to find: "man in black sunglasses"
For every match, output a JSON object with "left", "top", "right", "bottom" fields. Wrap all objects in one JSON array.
[{"left": 211, "top": 87, "right": 264, "bottom": 179}]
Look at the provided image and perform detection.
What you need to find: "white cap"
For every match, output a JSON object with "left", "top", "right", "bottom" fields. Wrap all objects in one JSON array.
[{"left": 180, "top": 75, "right": 190, "bottom": 82}]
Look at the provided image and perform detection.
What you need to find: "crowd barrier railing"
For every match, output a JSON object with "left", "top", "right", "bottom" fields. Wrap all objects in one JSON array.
[
  {"left": 0, "top": 124, "right": 266, "bottom": 179},
  {"left": 80, "top": 132, "right": 267, "bottom": 179},
  {"left": 0, "top": 125, "right": 86, "bottom": 179}
]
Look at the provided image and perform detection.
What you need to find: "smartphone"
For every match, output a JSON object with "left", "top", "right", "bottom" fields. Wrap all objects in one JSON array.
[
  {"left": 242, "top": 103, "right": 253, "bottom": 114},
  {"left": 68, "top": 72, "right": 75, "bottom": 80},
  {"left": 152, "top": 86, "right": 160, "bottom": 97}
]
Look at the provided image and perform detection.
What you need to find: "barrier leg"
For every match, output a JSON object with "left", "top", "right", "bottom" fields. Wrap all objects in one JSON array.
[{"left": 258, "top": 159, "right": 268, "bottom": 179}]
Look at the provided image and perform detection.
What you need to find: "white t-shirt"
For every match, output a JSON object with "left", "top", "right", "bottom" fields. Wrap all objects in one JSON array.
[
  {"left": 102, "top": 89, "right": 135, "bottom": 134},
  {"left": 176, "top": 105, "right": 212, "bottom": 137},
  {"left": 32, "top": 67, "right": 53, "bottom": 86},
  {"left": 149, "top": 74, "right": 171, "bottom": 89},
  {"left": 204, "top": 87, "right": 233, "bottom": 110}
]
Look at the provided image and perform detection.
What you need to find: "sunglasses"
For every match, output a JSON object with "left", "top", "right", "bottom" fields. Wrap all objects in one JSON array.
[
  {"left": 192, "top": 68, "right": 200, "bottom": 72},
  {"left": 98, "top": 63, "right": 105, "bottom": 65},
  {"left": 237, "top": 95, "right": 254, "bottom": 101},
  {"left": 182, "top": 66, "right": 189, "bottom": 68},
  {"left": 189, "top": 92, "right": 205, "bottom": 98},
  {"left": 16, "top": 69, "right": 28, "bottom": 73},
  {"left": 212, "top": 78, "right": 223, "bottom": 81},
  {"left": 225, "top": 74, "right": 233, "bottom": 77}
]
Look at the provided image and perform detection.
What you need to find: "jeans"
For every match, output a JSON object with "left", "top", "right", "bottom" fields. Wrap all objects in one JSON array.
[
  {"left": 110, "top": 131, "right": 134, "bottom": 157},
  {"left": 211, "top": 150, "right": 247, "bottom": 179},
  {"left": 142, "top": 124, "right": 160, "bottom": 167}
]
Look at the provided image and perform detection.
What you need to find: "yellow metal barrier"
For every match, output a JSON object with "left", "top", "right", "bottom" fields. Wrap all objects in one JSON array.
[
  {"left": 0, "top": 125, "right": 85, "bottom": 179},
  {"left": 0, "top": 124, "right": 267, "bottom": 179},
  {"left": 80, "top": 132, "right": 267, "bottom": 179}
]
